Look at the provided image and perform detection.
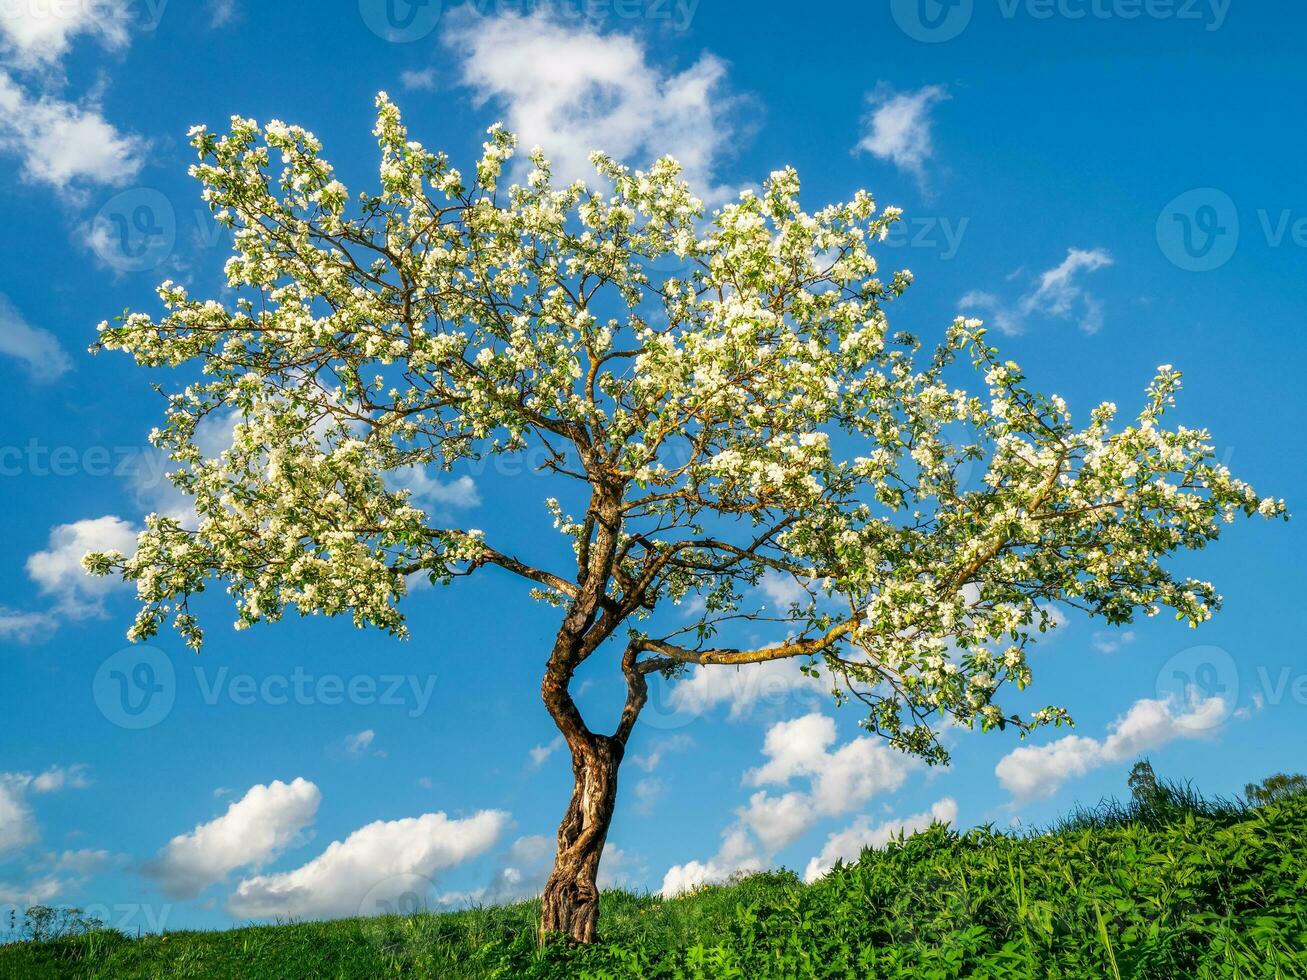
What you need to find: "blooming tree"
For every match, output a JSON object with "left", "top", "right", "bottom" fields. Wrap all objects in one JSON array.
[{"left": 88, "top": 96, "right": 1285, "bottom": 943}]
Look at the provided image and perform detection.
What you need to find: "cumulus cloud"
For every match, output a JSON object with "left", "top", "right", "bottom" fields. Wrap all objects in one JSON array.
[
  {"left": 995, "top": 696, "right": 1226, "bottom": 801},
  {"left": 24, "top": 515, "right": 138, "bottom": 618},
  {"left": 660, "top": 826, "right": 762, "bottom": 897},
  {"left": 228, "top": 808, "right": 509, "bottom": 919},
  {"left": 961, "top": 248, "right": 1114, "bottom": 336},
  {"left": 145, "top": 779, "right": 321, "bottom": 900},
  {"left": 0, "top": 0, "right": 132, "bottom": 67},
  {"left": 856, "top": 84, "right": 949, "bottom": 184},
  {"left": 666, "top": 658, "right": 823, "bottom": 721},
  {"left": 0, "top": 294, "right": 72, "bottom": 381},
  {"left": 391, "top": 466, "right": 480, "bottom": 512},
  {"left": 661, "top": 713, "right": 919, "bottom": 893},
  {"left": 0, "top": 72, "right": 144, "bottom": 194},
  {"left": 443, "top": 9, "right": 742, "bottom": 200},
  {"left": 803, "top": 798, "right": 958, "bottom": 883}
]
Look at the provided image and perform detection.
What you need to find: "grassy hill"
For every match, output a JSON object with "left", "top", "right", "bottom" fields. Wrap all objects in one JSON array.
[{"left": 2, "top": 790, "right": 1304, "bottom": 979}]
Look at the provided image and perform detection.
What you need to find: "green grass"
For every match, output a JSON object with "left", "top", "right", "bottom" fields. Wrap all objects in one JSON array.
[{"left": 3, "top": 790, "right": 1305, "bottom": 979}]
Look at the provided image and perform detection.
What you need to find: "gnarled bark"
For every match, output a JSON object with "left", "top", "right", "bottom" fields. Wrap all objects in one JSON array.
[
  {"left": 538, "top": 642, "right": 647, "bottom": 944},
  {"left": 538, "top": 733, "right": 622, "bottom": 944}
]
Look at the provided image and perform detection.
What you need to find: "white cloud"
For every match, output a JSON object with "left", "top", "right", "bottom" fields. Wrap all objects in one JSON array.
[
  {"left": 667, "top": 658, "right": 823, "bottom": 721},
  {"left": 0, "top": 293, "right": 72, "bottom": 381},
  {"left": 803, "top": 798, "right": 958, "bottom": 883},
  {"left": 0, "top": 0, "right": 132, "bottom": 67},
  {"left": 629, "top": 733, "right": 693, "bottom": 774},
  {"left": 1092, "top": 630, "right": 1136, "bottom": 654},
  {"left": 528, "top": 735, "right": 564, "bottom": 769},
  {"left": 746, "top": 712, "right": 837, "bottom": 786},
  {"left": 745, "top": 714, "right": 917, "bottom": 815},
  {"left": 476, "top": 834, "right": 554, "bottom": 905},
  {"left": 995, "top": 735, "right": 1103, "bottom": 802},
  {"left": 631, "top": 776, "right": 665, "bottom": 814},
  {"left": 145, "top": 779, "right": 321, "bottom": 899},
  {"left": 737, "top": 790, "right": 812, "bottom": 852},
  {"left": 758, "top": 571, "right": 807, "bottom": 612},
  {"left": 228, "top": 808, "right": 509, "bottom": 919},
  {"left": 660, "top": 826, "right": 762, "bottom": 896},
  {"left": 25, "top": 515, "right": 138, "bottom": 618},
  {"left": 662, "top": 713, "right": 919, "bottom": 893},
  {"left": 41, "top": 848, "right": 114, "bottom": 875},
  {"left": 0, "top": 874, "right": 64, "bottom": 907},
  {"left": 596, "top": 843, "right": 643, "bottom": 891},
  {"left": 30, "top": 764, "right": 90, "bottom": 794},
  {"left": 0, "top": 765, "right": 92, "bottom": 858},
  {"left": 391, "top": 466, "right": 480, "bottom": 512},
  {"left": 443, "top": 9, "right": 741, "bottom": 199},
  {"left": 400, "top": 68, "right": 437, "bottom": 91},
  {"left": 208, "top": 0, "right": 237, "bottom": 28},
  {"left": 995, "top": 696, "right": 1226, "bottom": 800},
  {"left": 0, "top": 71, "right": 144, "bottom": 194},
  {"left": 856, "top": 84, "right": 949, "bottom": 184},
  {"left": 0, "top": 778, "right": 38, "bottom": 857},
  {"left": 0, "top": 608, "right": 57, "bottom": 642},
  {"left": 962, "top": 248, "right": 1114, "bottom": 336},
  {"left": 343, "top": 730, "right": 385, "bottom": 759}
]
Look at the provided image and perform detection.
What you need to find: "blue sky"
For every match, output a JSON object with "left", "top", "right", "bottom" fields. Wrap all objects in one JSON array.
[{"left": 1, "top": 0, "right": 1304, "bottom": 935}]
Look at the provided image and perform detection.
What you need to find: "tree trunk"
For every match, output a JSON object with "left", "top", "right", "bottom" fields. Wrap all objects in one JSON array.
[{"left": 538, "top": 733, "right": 622, "bottom": 944}]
